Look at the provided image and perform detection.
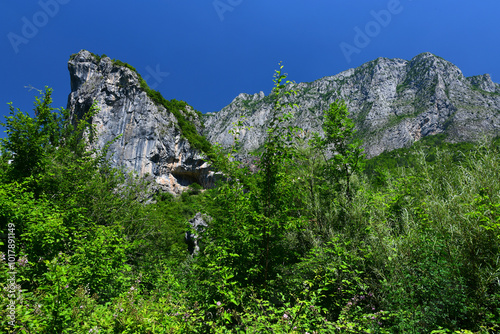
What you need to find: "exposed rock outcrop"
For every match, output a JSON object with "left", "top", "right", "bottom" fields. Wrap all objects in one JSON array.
[
  {"left": 204, "top": 53, "right": 500, "bottom": 157},
  {"left": 185, "top": 212, "right": 209, "bottom": 255},
  {"left": 67, "top": 50, "right": 500, "bottom": 189},
  {"left": 67, "top": 50, "right": 212, "bottom": 194}
]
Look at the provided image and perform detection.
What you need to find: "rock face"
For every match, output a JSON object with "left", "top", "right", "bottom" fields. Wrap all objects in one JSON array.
[
  {"left": 67, "top": 50, "right": 500, "bottom": 190},
  {"left": 204, "top": 53, "right": 500, "bottom": 157},
  {"left": 185, "top": 212, "right": 209, "bottom": 255},
  {"left": 67, "top": 50, "right": 211, "bottom": 194}
]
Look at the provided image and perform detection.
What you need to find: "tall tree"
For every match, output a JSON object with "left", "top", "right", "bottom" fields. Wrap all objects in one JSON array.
[{"left": 312, "top": 99, "right": 365, "bottom": 200}]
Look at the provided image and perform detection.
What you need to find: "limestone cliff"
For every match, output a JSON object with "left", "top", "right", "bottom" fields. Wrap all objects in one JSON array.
[
  {"left": 204, "top": 53, "right": 500, "bottom": 157},
  {"left": 67, "top": 50, "right": 211, "bottom": 194},
  {"left": 67, "top": 50, "right": 500, "bottom": 192}
]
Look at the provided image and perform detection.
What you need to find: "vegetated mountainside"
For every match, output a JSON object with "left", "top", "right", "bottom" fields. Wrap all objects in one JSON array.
[
  {"left": 67, "top": 50, "right": 212, "bottom": 194},
  {"left": 204, "top": 52, "right": 500, "bottom": 157},
  {"left": 3, "top": 54, "right": 500, "bottom": 333},
  {"left": 67, "top": 50, "right": 500, "bottom": 196}
]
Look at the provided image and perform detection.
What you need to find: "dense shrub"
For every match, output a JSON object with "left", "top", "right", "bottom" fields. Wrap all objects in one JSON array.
[{"left": 1, "top": 75, "right": 499, "bottom": 333}]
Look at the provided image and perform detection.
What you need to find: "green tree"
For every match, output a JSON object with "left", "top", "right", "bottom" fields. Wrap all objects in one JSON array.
[
  {"left": 0, "top": 87, "right": 103, "bottom": 196},
  {"left": 0, "top": 87, "right": 146, "bottom": 297},
  {"left": 257, "top": 62, "right": 306, "bottom": 285},
  {"left": 312, "top": 99, "right": 365, "bottom": 200},
  {"left": 197, "top": 63, "right": 307, "bottom": 318}
]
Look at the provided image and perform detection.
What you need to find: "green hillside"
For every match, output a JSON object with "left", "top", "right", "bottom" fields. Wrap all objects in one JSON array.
[{"left": 0, "top": 71, "right": 498, "bottom": 333}]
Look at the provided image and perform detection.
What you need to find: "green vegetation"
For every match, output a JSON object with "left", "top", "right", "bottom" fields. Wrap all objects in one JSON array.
[
  {"left": 365, "top": 134, "right": 474, "bottom": 174},
  {"left": 396, "top": 82, "right": 408, "bottom": 94},
  {"left": 470, "top": 85, "right": 500, "bottom": 97},
  {"left": 1, "top": 64, "right": 499, "bottom": 333}
]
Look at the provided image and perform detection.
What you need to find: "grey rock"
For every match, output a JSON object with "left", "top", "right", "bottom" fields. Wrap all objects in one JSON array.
[
  {"left": 185, "top": 212, "right": 209, "bottom": 255},
  {"left": 66, "top": 49, "right": 500, "bottom": 190},
  {"left": 204, "top": 52, "right": 500, "bottom": 158},
  {"left": 67, "top": 50, "right": 211, "bottom": 194}
]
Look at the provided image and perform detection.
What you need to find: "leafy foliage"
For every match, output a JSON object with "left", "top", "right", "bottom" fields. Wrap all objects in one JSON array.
[
  {"left": 0, "top": 67, "right": 499, "bottom": 333},
  {"left": 199, "top": 64, "right": 306, "bottom": 298},
  {"left": 312, "top": 99, "right": 365, "bottom": 198}
]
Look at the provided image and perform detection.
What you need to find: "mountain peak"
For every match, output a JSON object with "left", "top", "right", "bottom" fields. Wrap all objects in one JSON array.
[{"left": 204, "top": 54, "right": 500, "bottom": 157}]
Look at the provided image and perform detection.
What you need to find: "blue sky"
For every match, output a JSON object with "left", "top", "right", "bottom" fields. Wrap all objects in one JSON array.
[{"left": 1, "top": 0, "right": 500, "bottom": 133}]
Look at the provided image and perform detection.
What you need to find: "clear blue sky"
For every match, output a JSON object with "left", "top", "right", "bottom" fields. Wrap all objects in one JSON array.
[{"left": 1, "top": 0, "right": 500, "bottom": 133}]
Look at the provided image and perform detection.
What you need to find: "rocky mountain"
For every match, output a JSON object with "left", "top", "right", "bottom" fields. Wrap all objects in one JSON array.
[
  {"left": 67, "top": 51, "right": 500, "bottom": 194},
  {"left": 204, "top": 53, "right": 500, "bottom": 157},
  {"left": 67, "top": 50, "right": 211, "bottom": 194}
]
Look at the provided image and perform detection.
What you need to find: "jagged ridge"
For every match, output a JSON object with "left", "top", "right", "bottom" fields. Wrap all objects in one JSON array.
[
  {"left": 67, "top": 50, "right": 500, "bottom": 195},
  {"left": 204, "top": 52, "right": 500, "bottom": 157}
]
